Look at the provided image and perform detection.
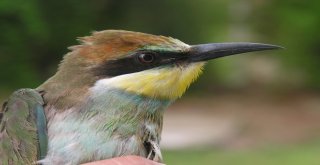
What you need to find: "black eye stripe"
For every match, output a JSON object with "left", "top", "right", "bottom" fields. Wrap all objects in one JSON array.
[{"left": 93, "top": 51, "right": 188, "bottom": 77}]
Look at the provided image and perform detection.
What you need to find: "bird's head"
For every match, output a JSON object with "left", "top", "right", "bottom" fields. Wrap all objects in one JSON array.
[{"left": 42, "top": 30, "right": 280, "bottom": 103}]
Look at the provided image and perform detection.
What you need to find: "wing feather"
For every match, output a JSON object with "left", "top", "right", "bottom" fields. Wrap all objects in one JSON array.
[{"left": 0, "top": 89, "right": 45, "bottom": 165}]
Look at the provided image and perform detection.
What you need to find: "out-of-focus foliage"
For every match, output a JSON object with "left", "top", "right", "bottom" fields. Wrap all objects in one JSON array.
[
  {"left": 0, "top": 0, "right": 319, "bottom": 92},
  {"left": 252, "top": 0, "right": 320, "bottom": 89}
]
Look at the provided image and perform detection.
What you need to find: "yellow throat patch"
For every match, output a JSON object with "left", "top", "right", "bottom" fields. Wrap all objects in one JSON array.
[{"left": 95, "top": 62, "right": 205, "bottom": 100}]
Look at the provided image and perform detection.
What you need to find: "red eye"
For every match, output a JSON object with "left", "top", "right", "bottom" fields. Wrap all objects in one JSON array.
[{"left": 138, "top": 53, "right": 155, "bottom": 64}]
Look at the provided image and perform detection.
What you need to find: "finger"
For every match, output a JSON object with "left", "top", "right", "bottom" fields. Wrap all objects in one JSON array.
[{"left": 81, "top": 155, "right": 165, "bottom": 165}]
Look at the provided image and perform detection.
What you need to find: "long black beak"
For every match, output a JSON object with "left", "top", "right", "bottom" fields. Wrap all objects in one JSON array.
[{"left": 188, "top": 43, "right": 282, "bottom": 62}]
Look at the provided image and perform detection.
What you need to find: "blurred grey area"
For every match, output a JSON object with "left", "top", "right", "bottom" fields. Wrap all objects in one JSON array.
[
  {"left": 1, "top": 0, "right": 320, "bottom": 164},
  {"left": 162, "top": 94, "right": 320, "bottom": 149}
]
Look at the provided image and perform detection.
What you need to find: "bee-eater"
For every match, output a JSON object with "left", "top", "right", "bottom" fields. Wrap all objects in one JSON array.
[{"left": 0, "top": 30, "right": 280, "bottom": 165}]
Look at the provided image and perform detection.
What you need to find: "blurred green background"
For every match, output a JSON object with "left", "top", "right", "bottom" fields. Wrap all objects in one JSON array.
[{"left": 0, "top": 0, "right": 319, "bottom": 164}]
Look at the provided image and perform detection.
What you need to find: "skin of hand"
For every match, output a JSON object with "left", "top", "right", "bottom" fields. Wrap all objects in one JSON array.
[{"left": 81, "top": 156, "right": 165, "bottom": 165}]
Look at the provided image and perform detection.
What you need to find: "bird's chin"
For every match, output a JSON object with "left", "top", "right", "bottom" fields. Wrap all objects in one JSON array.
[{"left": 173, "top": 61, "right": 206, "bottom": 70}]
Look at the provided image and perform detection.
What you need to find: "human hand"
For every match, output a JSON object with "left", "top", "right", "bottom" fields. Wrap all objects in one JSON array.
[{"left": 82, "top": 155, "right": 165, "bottom": 165}]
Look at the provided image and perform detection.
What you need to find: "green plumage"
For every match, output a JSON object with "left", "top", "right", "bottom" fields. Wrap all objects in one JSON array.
[{"left": 0, "top": 89, "right": 46, "bottom": 165}]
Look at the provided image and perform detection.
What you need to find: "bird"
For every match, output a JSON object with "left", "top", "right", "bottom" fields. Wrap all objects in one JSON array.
[{"left": 0, "top": 30, "right": 281, "bottom": 165}]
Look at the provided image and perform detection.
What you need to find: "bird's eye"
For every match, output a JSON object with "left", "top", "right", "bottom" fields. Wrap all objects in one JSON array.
[{"left": 137, "top": 52, "right": 156, "bottom": 64}]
